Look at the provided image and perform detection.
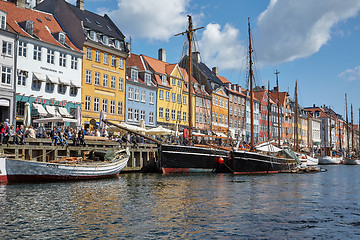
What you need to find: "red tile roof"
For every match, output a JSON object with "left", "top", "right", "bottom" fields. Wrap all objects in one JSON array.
[
  {"left": 218, "top": 75, "right": 230, "bottom": 84},
  {"left": 127, "top": 53, "right": 145, "bottom": 71},
  {"left": 1, "top": 1, "right": 81, "bottom": 52}
]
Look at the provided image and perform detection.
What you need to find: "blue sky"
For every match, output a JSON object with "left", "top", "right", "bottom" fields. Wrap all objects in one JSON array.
[{"left": 66, "top": 0, "right": 360, "bottom": 121}]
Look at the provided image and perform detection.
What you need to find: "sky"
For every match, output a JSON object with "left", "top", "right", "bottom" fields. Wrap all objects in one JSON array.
[{"left": 63, "top": 0, "right": 360, "bottom": 122}]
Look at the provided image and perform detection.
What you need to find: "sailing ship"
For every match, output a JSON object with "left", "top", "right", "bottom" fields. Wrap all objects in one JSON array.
[
  {"left": 231, "top": 18, "right": 299, "bottom": 174},
  {"left": 0, "top": 148, "right": 130, "bottom": 183},
  {"left": 343, "top": 95, "right": 360, "bottom": 165}
]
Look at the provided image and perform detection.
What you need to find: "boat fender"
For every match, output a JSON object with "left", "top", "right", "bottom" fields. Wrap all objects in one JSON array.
[{"left": 218, "top": 157, "right": 224, "bottom": 164}]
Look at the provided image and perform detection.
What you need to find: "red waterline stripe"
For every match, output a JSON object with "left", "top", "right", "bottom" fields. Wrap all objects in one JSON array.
[
  {"left": 234, "top": 170, "right": 279, "bottom": 174},
  {"left": 162, "top": 168, "right": 190, "bottom": 174}
]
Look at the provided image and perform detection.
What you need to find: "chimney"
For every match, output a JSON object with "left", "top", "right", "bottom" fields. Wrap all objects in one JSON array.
[
  {"left": 261, "top": 86, "right": 265, "bottom": 90},
  {"left": 313, "top": 104, "right": 315, "bottom": 107},
  {"left": 126, "top": 42, "right": 131, "bottom": 56},
  {"left": 212, "top": 67, "right": 218, "bottom": 76},
  {"left": 76, "top": 0, "right": 84, "bottom": 10},
  {"left": 16, "top": 0, "right": 26, "bottom": 8},
  {"left": 273, "top": 86, "right": 278, "bottom": 92},
  {"left": 192, "top": 52, "right": 200, "bottom": 63},
  {"left": 158, "top": 48, "right": 166, "bottom": 62}
]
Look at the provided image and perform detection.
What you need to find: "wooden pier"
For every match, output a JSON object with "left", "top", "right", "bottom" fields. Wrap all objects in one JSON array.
[{"left": 0, "top": 138, "right": 158, "bottom": 172}]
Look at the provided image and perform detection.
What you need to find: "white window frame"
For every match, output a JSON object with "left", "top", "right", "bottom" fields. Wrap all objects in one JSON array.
[
  {"left": 149, "top": 92, "right": 154, "bottom": 104},
  {"left": 33, "top": 45, "right": 41, "bottom": 61},
  {"left": 128, "top": 87, "right": 134, "bottom": 100},
  {"left": 110, "top": 100, "right": 115, "bottom": 114},
  {"left": 85, "top": 70, "right": 92, "bottom": 84},
  {"left": 59, "top": 52, "right": 66, "bottom": 67},
  {"left": 118, "top": 101, "right": 123, "bottom": 115},
  {"left": 95, "top": 50, "right": 101, "bottom": 62},
  {"left": 111, "top": 76, "right": 116, "bottom": 89},
  {"left": 103, "top": 74, "right": 108, "bottom": 87},
  {"left": 141, "top": 90, "right": 146, "bottom": 102},
  {"left": 103, "top": 52, "right": 109, "bottom": 65},
  {"left": 85, "top": 96, "right": 91, "bottom": 111},
  {"left": 86, "top": 47, "right": 92, "bottom": 60},
  {"left": 118, "top": 78, "right": 124, "bottom": 91},
  {"left": 18, "top": 41, "right": 27, "bottom": 57},
  {"left": 94, "top": 97, "right": 99, "bottom": 112},
  {"left": 94, "top": 72, "right": 100, "bottom": 85},
  {"left": 128, "top": 108, "right": 133, "bottom": 121},
  {"left": 1, "top": 66, "right": 11, "bottom": 84},
  {"left": 102, "top": 99, "right": 108, "bottom": 113}
]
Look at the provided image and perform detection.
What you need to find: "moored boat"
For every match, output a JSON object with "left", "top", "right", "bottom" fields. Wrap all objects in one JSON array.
[
  {"left": 318, "top": 155, "right": 342, "bottom": 165},
  {"left": 0, "top": 149, "right": 130, "bottom": 184}
]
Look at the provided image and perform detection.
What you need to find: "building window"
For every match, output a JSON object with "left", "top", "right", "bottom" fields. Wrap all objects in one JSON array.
[
  {"left": 128, "top": 87, "right": 133, "bottom": 100},
  {"left": 149, "top": 112, "right": 154, "bottom": 124},
  {"left": 172, "top": 93, "right": 176, "bottom": 102},
  {"left": 159, "top": 90, "right": 164, "bottom": 100},
  {"left": 159, "top": 107, "right": 163, "bottom": 118},
  {"left": 86, "top": 47, "right": 92, "bottom": 60},
  {"left": 165, "top": 109, "right": 170, "bottom": 121},
  {"left": 177, "top": 111, "right": 181, "bottom": 121},
  {"left": 141, "top": 90, "right": 145, "bottom": 102},
  {"left": 118, "top": 78, "right": 123, "bottom": 91},
  {"left": 103, "top": 35, "right": 109, "bottom": 45},
  {"left": 119, "top": 58, "right": 124, "bottom": 69},
  {"left": 33, "top": 45, "right": 41, "bottom": 61},
  {"left": 118, "top": 101, "right": 123, "bottom": 115},
  {"left": 140, "top": 110, "right": 145, "bottom": 120},
  {"left": 165, "top": 91, "right": 170, "bottom": 101},
  {"left": 71, "top": 56, "right": 78, "bottom": 69},
  {"left": 85, "top": 96, "right": 91, "bottom": 111},
  {"left": 110, "top": 76, "right": 116, "bottom": 89},
  {"left": 111, "top": 55, "right": 116, "bottom": 67},
  {"left": 131, "top": 69, "right": 138, "bottom": 82},
  {"left": 70, "top": 87, "right": 78, "bottom": 97},
  {"left": 229, "top": 95, "right": 232, "bottom": 102},
  {"left": 178, "top": 80, "right": 182, "bottom": 88},
  {"left": 183, "top": 96, "right": 187, "bottom": 105},
  {"left": 95, "top": 50, "right": 100, "bottom": 62},
  {"left": 134, "top": 89, "right": 139, "bottom": 101},
  {"left": 134, "top": 109, "right": 139, "bottom": 122},
  {"left": 110, "top": 100, "right": 115, "bottom": 114},
  {"left": 234, "top": 107, "right": 237, "bottom": 117},
  {"left": 85, "top": 70, "right": 92, "bottom": 84},
  {"left": 172, "top": 78, "right": 176, "bottom": 86},
  {"left": 145, "top": 73, "right": 151, "bottom": 85},
  {"left": 183, "top": 112, "right": 187, "bottom": 122},
  {"left": 103, "top": 74, "right": 108, "bottom": 87},
  {"left": 230, "top": 106, "right": 232, "bottom": 115},
  {"left": 2, "top": 41, "right": 12, "bottom": 56},
  {"left": 45, "top": 81, "right": 55, "bottom": 93},
  {"left": 196, "top": 97, "right": 199, "bottom": 107},
  {"left": 195, "top": 113, "right": 199, "bottom": 123},
  {"left": 46, "top": 49, "right": 54, "bottom": 64},
  {"left": 102, "top": 99, "right": 108, "bottom": 113},
  {"left": 89, "top": 31, "right": 96, "bottom": 41},
  {"left": 94, "top": 72, "right": 100, "bottom": 85},
  {"left": 58, "top": 85, "right": 66, "bottom": 94},
  {"left": 103, "top": 52, "right": 109, "bottom": 65},
  {"left": 94, "top": 97, "right": 99, "bottom": 112},
  {"left": 18, "top": 41, "right": 27, "bottom": 57},
  {"left": 161, "top": 75, "right": 167, "bottom": 85},
  {"left": 1, "top": 66, "right": 11, "bottom": 84},
  {"left": 172, "top": 110, "right": 176, "bottom": 120},
  {"left": 150, "top": 92, "right": 154, "bottom": 104},
  {"left": 59, "top": 52, "right": 66, "bottom": 67},
  {"left": 32, "top": 79, "right": 41, "bottom": 91},
  {"left": 0, "top": 14, "right": 5, "bottom": 29},
  {"left": 17, "top": 71, "right": 26, "bottom": 86},
  {"left": 128, "top": 108, "right": 133, "bottom": 121}
]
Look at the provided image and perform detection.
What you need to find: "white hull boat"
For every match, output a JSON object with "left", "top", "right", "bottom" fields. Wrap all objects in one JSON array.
[
  {"left": 0, "top": 149, "right": 129, "bottom": 184},
  {"left": 318, "top": 156, "right": 342, "bottom": 165},
  {"left": 343, "top": 159, "right": 360, "bottom": 165}
]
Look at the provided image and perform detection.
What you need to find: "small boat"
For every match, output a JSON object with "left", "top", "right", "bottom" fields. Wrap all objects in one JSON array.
[
  {"left": 318, "top": 155, "right": 342, "bottom": 165},
  {"left": 343, "top": 158, "right": 360, "bottom": 165},
  {"left": 0, "top": 149, "right": 130, "bottom": 184}
]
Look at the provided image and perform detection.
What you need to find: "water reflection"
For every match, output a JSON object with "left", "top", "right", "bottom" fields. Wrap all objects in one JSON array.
[{"left": 1, "top": 166, "right": 360, "bottom": 239}]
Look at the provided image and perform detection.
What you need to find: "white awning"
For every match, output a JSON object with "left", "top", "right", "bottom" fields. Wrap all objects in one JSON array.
[
  {"left": 33, "top": 117, "right": 77, "bottom": 123},
  {"left": 46, "top": 105, "right": 60, "bottom": 116},
  {"left": 32, "top": 103, "right": 48, "bottom": 116},
  {"left": 33, "top": 72, "right": 46, "bottom": 82},
  {"left": 58, "top": 77, "right": 70, "bottom": 85},
  {"left": 46, "top": 75, "right": 58, "bottom": 84},
  {"left": 58, "top": 107, "right": 72, "bottom": 118},
  {"left": 214, "top": 132, "right": 227, "bottom": 138},
  {"left": 70, "top": 80, "right": 81, "bottom": 88}
]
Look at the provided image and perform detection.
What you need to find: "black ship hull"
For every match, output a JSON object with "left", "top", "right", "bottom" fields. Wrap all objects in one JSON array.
[
  {"left": 232, "top": 150, "right": 298, "bottom": 174},
  {"left": 159, "top": 144, "right": 232, "bottom": 174}
]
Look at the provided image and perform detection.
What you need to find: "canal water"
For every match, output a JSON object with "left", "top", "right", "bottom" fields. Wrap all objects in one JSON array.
[{"left": 1, "top": 165, "right": 360, "bottom": 239}]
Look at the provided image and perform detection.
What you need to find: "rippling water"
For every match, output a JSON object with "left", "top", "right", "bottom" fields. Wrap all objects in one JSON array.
[{"left": 1, "top": 165, "right": 360, "bottom": 239}]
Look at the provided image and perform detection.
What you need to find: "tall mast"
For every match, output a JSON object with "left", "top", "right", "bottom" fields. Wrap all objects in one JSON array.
[
  {"left": 275, "top": 70, "right": 281, "bottom": 152},
  {"left": 339, "top": 120, "right": 342, "bottom": 152},
  {"left": 175, "top": 15, "right": 203, "bottom": 146},
  {"left": 248, "top": 18, "right": 254, "bottom": 150},
  {"left": 329, "top": 107, "right": 332, "bottom": 150},
  {"left": 351, "top": 103, "right": 354, "bottom": 152},
  {"left": 267, "top": 81, "right": 270, "bottom": 141},
  {"left": 358, "top": 108, "right": 360, "bottom": 154},
  {"left": 345, "top": 94, "right": 349, "bottom": 159},
  {"left": 294, "top": 80, "right": 299, "bottom": 152}
]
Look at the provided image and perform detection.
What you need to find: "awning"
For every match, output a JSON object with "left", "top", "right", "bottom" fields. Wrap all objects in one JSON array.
[
  {"left": 70, "top": 80, "right": 81, "bottom": 88},
  {"left": 46, "top": 105, "right": 60, "bottom": 116},
  {"left": 46, "top": 75, "right": 58, "bottom": 84},
  {"left": 58, "top": 77, "right": 70, "bottom": 85},
  {"left": 32, "top": 103, "right": 48, "bottom": 116},
  {"left": 33, "top": 72, "right": 46, "bottom": 82},
  {"left": 214, "top": 132, "right": 227, "bottom": 138},
  {"left": 33, "top": 117, "right": 77, "bottom": 123},
  {"left": 58, "top": 107, "right": 72, "bottom": 118}
]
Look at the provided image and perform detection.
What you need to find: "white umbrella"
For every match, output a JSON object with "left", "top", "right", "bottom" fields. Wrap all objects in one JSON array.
[
  {"left": 119, "top": 122, "right": 146, "bottom": 132},
  {"left": 23, "top": 102, "right": 31, "bottom": 129},
  {"left": 99, "top": 110, "right": 106, "bottom": 134},
  {"left": 140, "top": 119, "right": 146, "bottom": 135},
  {"left": 75, "top": 105, "right": 82, "bottom": 131},
  {"left": 146, "top": 126, "right": 175, "bottom": 135}
]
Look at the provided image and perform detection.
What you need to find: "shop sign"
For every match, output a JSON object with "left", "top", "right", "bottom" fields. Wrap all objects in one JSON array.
[
  {"left": 0, "top": 98, "right": 10, "bottom": 107},
  {"left": 34, "top": 97, "right": 67, "bottom": 107}
]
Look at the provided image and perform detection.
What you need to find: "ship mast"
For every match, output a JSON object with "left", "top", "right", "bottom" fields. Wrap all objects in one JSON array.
[
  {"left": 175, "top": 16, "right": 203, "bottom": 146},
  {"left": 294, "top": 80, "right": 299, "bottom": 152},
  {"left": 267, "top": 81, "right": 270, "bottom": 141},
  {"left": 345, "top": 94, "right": 349, "bottom": 159},
  {"left": 351, "top": 103, "right": 354, "bottom": 152},
  {"left": 275, "top": 70, "right": 281, "bottom": 154},
  {"left": 248, "top": 18, "right": 254, "bottom": 150}
]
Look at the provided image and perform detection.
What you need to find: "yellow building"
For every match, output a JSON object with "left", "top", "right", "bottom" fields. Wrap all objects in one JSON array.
[
  {"left": 142, "top": 54, "right": 190, "bottom": 130},
  {"left": 211, "top": 87, "right": 229, "bottom": 134}
]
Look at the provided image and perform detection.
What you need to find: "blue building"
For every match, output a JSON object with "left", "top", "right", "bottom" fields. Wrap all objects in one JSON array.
[{"left": 125, "top": 53, "right": 157, "bottom": 127}]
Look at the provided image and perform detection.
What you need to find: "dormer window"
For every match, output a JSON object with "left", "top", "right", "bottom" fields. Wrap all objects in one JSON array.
[
  {"left": 145, "top": 73, "right": 151, "bottom": 85},
  {"left": 131, "top": 68, "right": 138, "bottom": 82},
  {"left": 25, "top": 20, "right": 33, "bottom": 35},
  {"left": 161, "top": 75, "right": 167, "bottom": 85},
  {"left": 103, "top": 35, "right": 109, "bottom": 45},
  {"left": 0, "top": 11, "right": 6, "bottom": 29},
  {"left": 114, "top": 40, "right": 120, "bottom": 49},
  {"left": 58, "top": 32, "right": 65, "bottom": 44},
  {"left": 194, "top": 82, "right": 198, "bottom": 89},
  {"left": 89, "top": 31, "right": 96, "bottom": 41},
  {"left": 201, "top": 85, "right": 205, "bottom": 92}
]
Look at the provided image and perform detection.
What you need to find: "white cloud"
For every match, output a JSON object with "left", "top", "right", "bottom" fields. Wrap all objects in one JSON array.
[
  {"left": 339, "top": 66, "right": 360, "bottom": 81},
  {"left": 198, "top": 23, "right": 246, "bottom": 71},
  {"left": 99, "top": 0, "right": 190, "bottom": 41},
  {"left": 256, "top": 0, "right": 360, "bottom": 65}
]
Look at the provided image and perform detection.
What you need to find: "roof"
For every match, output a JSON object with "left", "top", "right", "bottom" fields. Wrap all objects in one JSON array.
[
  {"left": 304, "top": 107, "right": 331, "bottom": 118},
  {"left": 66, "top": 2, "right": 125, "bottom": 41},
  {"left": 1, "top": 1, "right": 81, "bottom": 52},
  {"left": 127, "top": 53, "right": 145, "bottom": 71},
  {"left": 218, "top": 75, "right": 230, "bottom": 84}
]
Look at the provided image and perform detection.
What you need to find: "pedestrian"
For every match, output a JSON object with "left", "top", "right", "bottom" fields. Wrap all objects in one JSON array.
[
  {"left": 9, "top": 125, "right": 16, "bottom": 144},
  {"left": 27, "top": 125, "right": 36, "bottom": 139},
  {"left": 17, "top": 125, "right": 25, "bottom": 145},
  {"left": 0, "top": 122, "right": 10, "bottom": 144},
  {"left": 78, "top": 127, "right": 86, "bottom": 146},
  {"left": 37, "top": 123, "right": 46, "bottom": 138}
]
